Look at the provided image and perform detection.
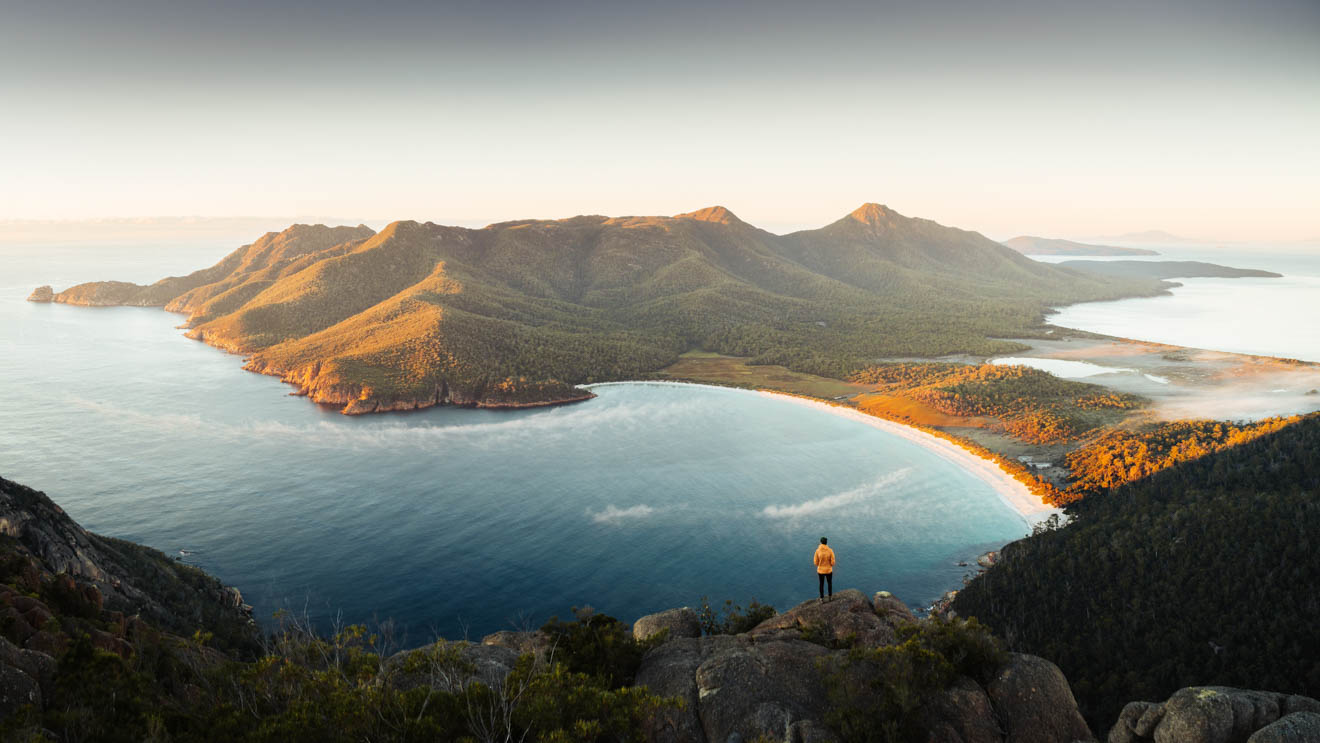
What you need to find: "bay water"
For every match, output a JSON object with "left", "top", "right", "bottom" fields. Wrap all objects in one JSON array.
[{"left": 1, "top": 239, "right": 1029, "bottom": 640}]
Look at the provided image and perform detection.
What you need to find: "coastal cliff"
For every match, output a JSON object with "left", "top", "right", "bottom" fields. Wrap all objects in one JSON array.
[
  {"left": 239, "top": 354, "right": 596, "bottom": 414},
  {"left": 0, "top": 477, "right": 255, "bottom": 649}
]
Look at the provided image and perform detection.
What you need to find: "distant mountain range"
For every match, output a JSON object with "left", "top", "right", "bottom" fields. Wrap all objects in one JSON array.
[
  {"left": 1002, "top": 236, "right": 1158, "bottom": 257},
  {"left": 34, "top": 204, "right": 1163, "bottom": 413}
]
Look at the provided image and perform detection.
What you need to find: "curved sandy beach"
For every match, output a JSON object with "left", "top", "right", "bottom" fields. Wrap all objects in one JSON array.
[
  {"left": 756, "top": 390, "right": 1061, "bottom": 525},
  {"left": 588, "top": 381, "right": 1060, "bottom": 525}
]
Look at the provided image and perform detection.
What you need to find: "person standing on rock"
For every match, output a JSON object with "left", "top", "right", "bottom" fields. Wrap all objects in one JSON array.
[{"left": 814, "top": 537, "right": 835, "bottom": 601}]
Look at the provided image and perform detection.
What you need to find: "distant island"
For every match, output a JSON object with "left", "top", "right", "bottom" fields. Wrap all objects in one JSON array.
[
  {"left": 1002, "top": 235, "right": 1158, "bottom": 256},
  {"left": 1097, "top": 229, "right": 1201, "bottom": 244},
  {"left": 1058, "top": 259, "right": 1283, "bottom": 280},
  {"left": 31, "top": 204, "right": 1166, "bottom": 414}
]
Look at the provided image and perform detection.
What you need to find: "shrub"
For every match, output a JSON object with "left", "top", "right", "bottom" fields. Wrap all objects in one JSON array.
[
  {"left": 821, "top": 617, "right": 1006, "bottom": 743},
  {"left": 539, "top": 607, "right": 658, "bottom": 688},
  {"left": 696, "top": 597, "right": 777, "bottom": 635}
]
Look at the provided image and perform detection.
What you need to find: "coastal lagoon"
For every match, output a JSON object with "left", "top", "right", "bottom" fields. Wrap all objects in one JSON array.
[{"left": 1, "top": 240, "right": 1032, "bottom": 639}]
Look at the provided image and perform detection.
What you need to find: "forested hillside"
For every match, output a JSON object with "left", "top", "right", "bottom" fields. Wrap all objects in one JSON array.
[
  {"left": 951, "top": 413, "right": 1320, "bottom": 733},
  {"left": 41, "top": 204, "right": 1162, "bottom": 413},
  {"left": 849, "top": 362, "right": 1144, "bottom": 444}
]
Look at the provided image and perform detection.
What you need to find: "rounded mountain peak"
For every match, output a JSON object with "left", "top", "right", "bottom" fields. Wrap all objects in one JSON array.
[
  {"left": 675, "top": 205, "right": 743, "bottom": 225},
  {"left": 848, "top": 203, "right": 900, "bottom": 225}
]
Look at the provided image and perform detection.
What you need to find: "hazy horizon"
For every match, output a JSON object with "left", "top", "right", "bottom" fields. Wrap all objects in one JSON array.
[
  {"left": 3, "top": 0, "right": 1317, "bottom": 241},
  {"left": 2, "top": 209, "right": 1316, "bottom": 248}
]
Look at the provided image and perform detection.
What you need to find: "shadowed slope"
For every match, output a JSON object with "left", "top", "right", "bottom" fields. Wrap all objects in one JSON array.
[{"left": 42, "top": 204, "right": 1165, "bottom": 413}]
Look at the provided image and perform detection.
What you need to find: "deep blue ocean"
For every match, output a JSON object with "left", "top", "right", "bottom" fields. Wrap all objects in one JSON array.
[{"left": 0, "top": 239, "right": 1032, "bottom": 641}]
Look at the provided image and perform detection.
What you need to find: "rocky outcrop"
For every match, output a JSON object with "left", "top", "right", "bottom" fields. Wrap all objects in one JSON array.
[
  {"left": 633, "top": 607, "right": 702, "bottom": 642},
  {"left": 872, "top": 590, "right": 917, "bottom": 624},
  {"left": 745, "top": 589, "right": 900, "bottom": 648},
  {"left": 0, "top": 476, "right": 255, "bottom": 646},
  {"left": 482, "top": 629, "right": 553, "bottom": 657},
  {"left": 1107, "top": 687, "right": 1320, "bottom": 743},
  {"left": 26, "top": 285, "right": 53, "bottom": 302},
  {"left": 1248, "top": 712, "right": 1320, "bottom": 742},
  {"left": 633, "top": 593, "right": 1093, "bottom": 743},
  {"left": 635, "top": 633, "right": 836, "bottom": 743},
  {"left": 987, "top": 653, "right": 1093, "bottom": 743},
  {"left": 920, "top": 676, "right": 1003, "bottom": 743},
  {"left": 385, "top": 641, "right": 522, "bottom": 693},
  {"left": 240, "top": 355, "right": 597, "bottom": 416}
]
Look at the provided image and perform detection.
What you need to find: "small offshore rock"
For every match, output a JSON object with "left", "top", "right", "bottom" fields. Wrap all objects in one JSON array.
[{"left": 26, "top": 285, "right": 54, "bottom": 302}]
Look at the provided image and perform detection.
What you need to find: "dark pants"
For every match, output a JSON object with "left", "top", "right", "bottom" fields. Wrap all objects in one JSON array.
[{"left": 818, "top": 572, "right": 832, "bottom": 599}]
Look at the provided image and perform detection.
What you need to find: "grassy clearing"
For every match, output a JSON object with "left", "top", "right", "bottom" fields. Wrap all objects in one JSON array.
[{"left": 656, "top": 352, "right": 870, "bottom": 399}]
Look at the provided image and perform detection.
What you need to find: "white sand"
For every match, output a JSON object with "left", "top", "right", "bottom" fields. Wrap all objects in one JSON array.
[
  {"left": 584, "top": 380, "right": 1061, "bottom": 525},
  {"left": 756, "top": 391, "right": 1062, "bottom": 526}
]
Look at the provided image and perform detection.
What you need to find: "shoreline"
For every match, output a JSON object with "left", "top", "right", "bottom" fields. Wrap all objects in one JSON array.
[
  {"left": 754, "top": 390, "right": 1060, "bottom": 525},
  {"left": 589, "top": 380, "right": 1059, "bottom": 525}
]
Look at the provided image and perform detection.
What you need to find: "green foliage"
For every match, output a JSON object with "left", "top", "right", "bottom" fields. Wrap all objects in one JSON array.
[
  {"left": 849, "top": 362, "right": 1146, "bottom": 444},
  {"left": 9, "top": 615, "right": 675, "bottom": 742},
  {"left": 46, "top": 634, "right": 153, "bottom": 743},
  {"left": 1062, "top": 416, "right": 1301, "bottom": 498},
  {"left": 508, "top": 659, "right": 674, "bottom": 743},
  {"left": 953, "top": 413, "right": 1320, "bottom": 732},
  {"left": 697, "top": 596, "right": 777, "bottom": 635},
  {"left": 539, "top": 607, "right": 659, "bottom": 689},
  {"left": 821, "top": 616, "right": 1006, "bottom": 743},
  {"left": 57, "top": 211, "right": 1162, "bottom": 409}
]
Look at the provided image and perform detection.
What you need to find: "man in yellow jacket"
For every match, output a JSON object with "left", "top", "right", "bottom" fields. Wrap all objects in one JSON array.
[{"left": 814, "top": 537, "right": 835, "bottom": 601}]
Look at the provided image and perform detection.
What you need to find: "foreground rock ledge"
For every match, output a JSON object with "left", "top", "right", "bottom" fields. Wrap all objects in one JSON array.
[
  {"left": 631, "top": 589, "right": 1091, "bottom": 743},
  {"left": 1109, "top": 686, "right": 1320, "bottom": 743}
]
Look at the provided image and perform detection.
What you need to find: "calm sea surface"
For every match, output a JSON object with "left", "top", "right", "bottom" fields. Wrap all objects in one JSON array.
[
  {"left": 1036, "top": 245, "right": 1320, "bottom": 362},
  {"left": 1, "top": 239, "right": 1030, "bottom": 640}
]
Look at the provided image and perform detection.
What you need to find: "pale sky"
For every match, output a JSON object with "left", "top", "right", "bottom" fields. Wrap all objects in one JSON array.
[{"left": 2, "top": 0, "right": 1317, "bottom": 241}]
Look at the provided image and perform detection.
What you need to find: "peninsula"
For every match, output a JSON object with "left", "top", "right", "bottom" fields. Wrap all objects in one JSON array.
[
  {"left": 1002, "top": 235, "right": 1158, "bottom": 256},
  {"left": 1057, "top": 259, "right": 1283, "bottom": 280},
  {"left": 33, "top": 204, "right": 1166, "bottom": 414}
]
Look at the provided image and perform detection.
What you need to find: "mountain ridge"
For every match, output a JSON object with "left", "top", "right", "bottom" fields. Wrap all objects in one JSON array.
[{"left": 33, "top": 204, "right": 1166, "bottom": 414}]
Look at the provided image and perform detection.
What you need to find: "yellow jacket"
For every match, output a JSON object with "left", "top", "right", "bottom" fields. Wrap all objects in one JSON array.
[{"left": 814, "top": 545, "right": 835, "bottom": 574}]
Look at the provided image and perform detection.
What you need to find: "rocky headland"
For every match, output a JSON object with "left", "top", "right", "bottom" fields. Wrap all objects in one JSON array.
[
  {"left": 0, "top": 476, "right": 257, "bottom": 725},
  {"left": 1057, "top": 260, "right": 1283, "bottom": 280},
  {"left": 30, "top": 205, "right": 1166, "bottom": 415}
]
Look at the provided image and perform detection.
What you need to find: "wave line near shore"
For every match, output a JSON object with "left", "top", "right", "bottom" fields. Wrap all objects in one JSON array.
[{"left": 755, "top": 390, "right": 1061, "bottom": 526}]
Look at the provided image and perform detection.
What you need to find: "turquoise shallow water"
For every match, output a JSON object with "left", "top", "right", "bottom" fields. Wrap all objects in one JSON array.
[{"left": 0, "top": 241, "right": 1029, "bottom": 639}]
